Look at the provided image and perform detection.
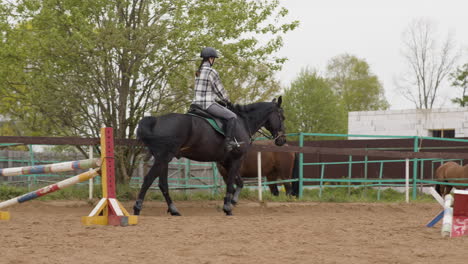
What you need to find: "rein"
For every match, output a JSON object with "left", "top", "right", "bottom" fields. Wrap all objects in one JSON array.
[{"left": 256, "top": 129, "right": 283, "bottom": 141}]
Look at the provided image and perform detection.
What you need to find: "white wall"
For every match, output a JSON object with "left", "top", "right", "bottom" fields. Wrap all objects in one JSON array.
[{"left": 348, "top": 108, "right": 468, "bottom": 139}]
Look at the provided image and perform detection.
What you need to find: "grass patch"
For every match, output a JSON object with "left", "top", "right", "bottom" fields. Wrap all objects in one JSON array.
[{"left": 0, "top": 184, "right": 435, "bottom": 203}]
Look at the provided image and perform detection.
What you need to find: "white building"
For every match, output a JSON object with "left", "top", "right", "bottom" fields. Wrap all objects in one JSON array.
[{"left": 348, "top": 108, "right": 468, "bottom": 138}]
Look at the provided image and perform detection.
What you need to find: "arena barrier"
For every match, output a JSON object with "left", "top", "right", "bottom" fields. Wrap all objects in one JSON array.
[
  {"left": 0, "top": 127, "right": 137, "bottom": 226},
  {"left": 427, "top": 187, "right": 468, "bottom": 237}
]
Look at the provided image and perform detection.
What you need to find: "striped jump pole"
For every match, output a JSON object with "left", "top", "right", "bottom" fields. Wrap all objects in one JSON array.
[
  {"left": 0, "top": 158, "right": 101, "bottom": 177},
  {"left": 0, "top": 168, "right": 100, "bottom": 210},
  {"left": 0, "top": 159, "right": 101, "bottom": 221}
]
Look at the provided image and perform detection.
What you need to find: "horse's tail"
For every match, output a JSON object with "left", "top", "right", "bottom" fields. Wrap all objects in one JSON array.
[
  {"left": 137, "top": 116, "right": 158, "bottom": 142},
  {"left": 291, "top": 152, "right": 300, "bottom": 197}
]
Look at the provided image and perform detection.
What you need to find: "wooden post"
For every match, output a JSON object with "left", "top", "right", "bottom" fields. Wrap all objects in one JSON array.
[{"left": 81, "top": 127, "right": 137, "bottom": 226}]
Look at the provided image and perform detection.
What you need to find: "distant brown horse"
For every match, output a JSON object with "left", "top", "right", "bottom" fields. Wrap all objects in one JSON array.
[
  {"left": 217, "top": 140, "right": 299, "bottom": 203},
  {"left": 435, "top": 161, "right": 468, "bottom": 197}
]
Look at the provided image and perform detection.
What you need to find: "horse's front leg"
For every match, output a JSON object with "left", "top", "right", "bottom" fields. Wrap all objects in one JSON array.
[
  {"left": 158, "top": 162, "right": 181, "bottom": 216},
  {"left": 223, "top": 161, "right": 241, "bottom": 216},
  {"left": 232, "top": 174, "right": 244, "bottom": 206}
]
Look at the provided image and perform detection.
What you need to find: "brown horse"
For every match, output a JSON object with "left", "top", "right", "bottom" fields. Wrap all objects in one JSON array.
[
  {"left": 435, "top": 161, "right": 468, "bottom": 197},
  {"left": 217, "top": 140, "right": 299, "bottom": 202}
]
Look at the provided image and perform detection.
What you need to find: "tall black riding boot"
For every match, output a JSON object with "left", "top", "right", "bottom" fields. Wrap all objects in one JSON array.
[{"left": 225, "top": 118, "right": 239, "bottom": 152}]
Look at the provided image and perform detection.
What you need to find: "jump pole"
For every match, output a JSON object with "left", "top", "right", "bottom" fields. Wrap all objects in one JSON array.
[
  {"left": 0, "top": 159, "right": 102, "bottom": 221},
  {"left": 81, "top": 127, "right": 138, "bottom": 226},
  {"left": 0, "top": 169, "right": 100, "bottom": 210},
  {"left": 426, "top": 187, "right": 445, "bottom": 227},
  {"left": 0, "top": 158, "right": 101, "bottom": 177}
]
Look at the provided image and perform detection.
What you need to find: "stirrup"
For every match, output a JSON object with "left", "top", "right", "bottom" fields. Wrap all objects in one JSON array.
[{"left": 225, "top": 138, "right": 244, "bottom": 152}]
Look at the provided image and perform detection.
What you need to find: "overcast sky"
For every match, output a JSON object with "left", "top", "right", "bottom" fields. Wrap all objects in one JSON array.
[{"left": 276, "top": 0, "right": 468, "bottom": 110}]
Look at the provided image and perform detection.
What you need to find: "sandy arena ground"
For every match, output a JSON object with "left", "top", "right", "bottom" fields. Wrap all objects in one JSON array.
[{"left": 1, "top": 200, "right": 468, "bottom": 264}]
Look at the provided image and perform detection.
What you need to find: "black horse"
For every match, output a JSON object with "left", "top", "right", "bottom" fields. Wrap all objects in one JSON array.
[{"left": 133, "top": 96, "right": 286, "bottom": 216}]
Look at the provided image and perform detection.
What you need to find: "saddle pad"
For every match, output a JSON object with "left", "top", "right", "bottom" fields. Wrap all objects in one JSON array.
[{"left": 186, "top": 113, "right": 224, "bottom": 136}]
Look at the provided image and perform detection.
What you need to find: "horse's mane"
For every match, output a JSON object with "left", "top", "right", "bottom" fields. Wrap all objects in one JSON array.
[
  {"left": 231, "top": 102, "right": 274, "bottom": 118},
  {"left": 228, "top": 102, "right": 277, "bottom": 129}
]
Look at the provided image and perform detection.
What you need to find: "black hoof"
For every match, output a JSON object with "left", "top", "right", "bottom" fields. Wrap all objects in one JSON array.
[
  {"left": 231, "top": 199, "right": 238, "bottom": 206},
  {"left": 167, "top": 209, "right": 181, "bottom": 216},
  {"left": 133, "top": 206, "right": 141, "bottom": 216},
  {"left": 134, "top": 200, "right": 143, "bottom": 215},
  {"left": 223, "top": 209, "right": 233, "bottom": 216},
  {"left": 223, "top": 204, "right": 233, "bottom": 215}
]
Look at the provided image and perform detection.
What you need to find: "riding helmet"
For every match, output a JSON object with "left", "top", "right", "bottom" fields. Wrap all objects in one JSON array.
[{"left": 200, "top": 47, "right": 218, "bottom": 59}]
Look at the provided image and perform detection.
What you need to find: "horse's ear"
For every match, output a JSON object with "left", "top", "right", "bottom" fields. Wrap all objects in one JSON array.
[
  {"left": 277, "top": 96, "right": 282, "bottom": 107},
  {"left": 272, "top": 98, "right": 277, "bottom": 103}
]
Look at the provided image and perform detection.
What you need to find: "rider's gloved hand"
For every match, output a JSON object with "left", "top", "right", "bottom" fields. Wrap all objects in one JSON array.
[
  {"left": 224, "top": 100, "right": 234, "bottom": 109},
  {"left": 216, "top": 98, "right": 232, "bottom": 108}
]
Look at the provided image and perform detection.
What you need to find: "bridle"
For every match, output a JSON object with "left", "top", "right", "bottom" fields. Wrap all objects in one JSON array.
[
  {"left": 256, "top": 129, "right": 284, "bottom": 141},
  {"left": 255, "top": 109, "right": 285, "bottom": 141}
]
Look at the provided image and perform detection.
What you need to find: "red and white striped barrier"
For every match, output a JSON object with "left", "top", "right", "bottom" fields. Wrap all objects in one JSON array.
[{"left": 0, "top": 168, "right": 100, "bottom": 210}]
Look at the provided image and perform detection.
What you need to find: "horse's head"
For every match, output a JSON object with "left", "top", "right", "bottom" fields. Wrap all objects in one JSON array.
[{"left": 264, "top": 96, "right": 286, "bottom": 146}]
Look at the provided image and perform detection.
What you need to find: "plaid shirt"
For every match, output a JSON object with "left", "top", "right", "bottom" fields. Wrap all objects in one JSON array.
[{"left": 193, "top": 62, "right": 229, "bottom": 109}]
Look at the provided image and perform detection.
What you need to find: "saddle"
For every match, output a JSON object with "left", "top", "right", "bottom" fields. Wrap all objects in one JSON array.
[{"left": 187, "top": 104, "right": 226, "bottom": 136}]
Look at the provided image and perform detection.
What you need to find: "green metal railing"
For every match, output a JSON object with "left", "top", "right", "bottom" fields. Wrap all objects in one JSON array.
[{"left": 289, "top": 132, "right": 468, "bottom": 200}]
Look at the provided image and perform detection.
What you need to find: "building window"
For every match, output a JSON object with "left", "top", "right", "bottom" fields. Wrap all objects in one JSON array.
[{"left": 430, "top": 129, "right": 455, "bottom": 138}]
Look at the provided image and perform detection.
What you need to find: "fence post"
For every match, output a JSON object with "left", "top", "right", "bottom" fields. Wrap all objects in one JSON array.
[
  {"left": 257, "top": 151, "right": 262, "bottom": 201},
  {"left": 412, "top": 137, "right": 419, "bottom": 200},
  {"left": 211, "top": 162, "right": 219, "bottom": 195},
  {"left": 319, "top": 164, "right": 325, "bottom": 198},
  {"left": 298, "top": 132, "right": 304, "bottom": 198},
  {"left": 377, "top": 161, "right": 383, "bottom": 200},
  {"left": 184, "top": 159, "right": 190, "bottom": 194},
  {"left": 347, "top": 155, "right": 352, "bottom": 196},
  {"left": 88, "top": 145, "right": 94, "bottom": 200},
  {"left": 406, "top": 158, "right": 410, "bottom": 203},
  {"left": 28, "top": 145, "right": 34, "bottom": 190}
]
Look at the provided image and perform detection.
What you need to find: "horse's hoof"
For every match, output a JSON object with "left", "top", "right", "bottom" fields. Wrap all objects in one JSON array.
[
  {"left": 133, "top": 200, "right": 143, "bottom": 215},
  {"left": 167, "top": 208, "right": 181, "bottom": 216},
  {"left": 167, "top": 204, "right": 181, "bottom": 216},
  {"left": 231, "top": 200, "right": 238, "bottom": 206},
  {"left": 133, "top": 206, "right": 141, "bottom": 216},
  {"left": 223, "top": 204, "right": 233, "bottom": 215},
  {"left": 223, "top": 209, "right": 233, "bottom": 216}
]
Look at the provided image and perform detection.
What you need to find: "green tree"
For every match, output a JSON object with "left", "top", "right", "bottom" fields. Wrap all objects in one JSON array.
[
  {"left": 282, "top": 69, "right": 347, "bottom": 136},
  {"left": 451, "top": 63, "right": 468, "bottom": 106},
  {"left": 0, "top": 0, "right": 298, "bottom": 183},
  {"left": 326, "top": 54, "right": 389, "bottom": 112}
]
